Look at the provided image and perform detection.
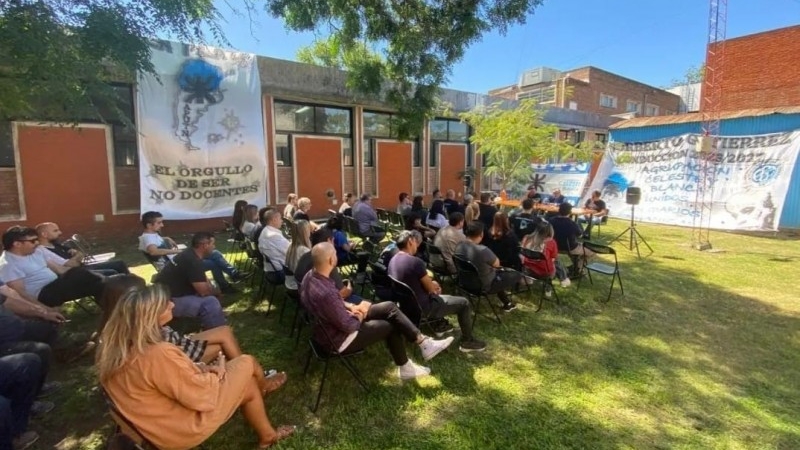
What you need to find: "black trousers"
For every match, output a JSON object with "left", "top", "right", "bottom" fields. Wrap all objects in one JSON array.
[
  {"left": 86, "top": 259, "right": 130, "bottom": 276},
  {"left": 343, "top": 302, "right": 420, "bottom": 366},
  {"left": 0, "top": 353, "right": 41, "bottom": 443},
  {"left": 489, "top": 270, "right": 521, "bottom": 305},
  {"left": 38, "top": 267, "right": 105, "bottom": 307}
]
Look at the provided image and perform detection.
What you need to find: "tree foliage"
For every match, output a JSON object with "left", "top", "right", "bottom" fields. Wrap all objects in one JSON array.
[
  {"left": 296, "top": 36, "right": 386, "bottom": 99},
  {"left": 460, "top": 99, "right": 595, "bottom": 191},
  {"left": 270, "top": 0, "right": 545, "bottom": 139},
  {"left": 0, "top": 0, "right": 230, "bottom": 122},
  {"left": 667, "top": 64, "right": 705, "bottom": 88}
]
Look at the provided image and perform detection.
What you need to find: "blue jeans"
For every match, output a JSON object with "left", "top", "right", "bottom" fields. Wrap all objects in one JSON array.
[
  {"left": 171, "top": 295, "right": 226, "bottom": 330},
  {"left": 202, "top": 250, "right": 238, "bottom": 288},
  {"left": 0, "top": 353, "right": 41, "bottom": 447}
]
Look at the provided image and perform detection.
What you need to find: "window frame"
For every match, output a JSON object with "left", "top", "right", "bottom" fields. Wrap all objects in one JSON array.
[
  {"left": 599, "top": 94, "right": 618, "bottom": 109},
  {"left": 274, "top": 99, "right": 354, "bottom": 167},
  {"left": 428, "top": 118, "right": 471, "bottom": 167},
  {"left": 626, "top": 100, "right": 642, "bottom": 113}
]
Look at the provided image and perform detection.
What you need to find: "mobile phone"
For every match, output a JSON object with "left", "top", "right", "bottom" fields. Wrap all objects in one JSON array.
[{"left": 62, "top": 319, "right": 72, "bottom": 323}]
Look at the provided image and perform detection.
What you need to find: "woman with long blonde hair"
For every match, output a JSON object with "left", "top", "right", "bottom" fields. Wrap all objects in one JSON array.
[
  {"left": 284, "top": 220, "right": 312, "bottom": 290},
  {"left": 97, "top": 284, "right": 295, "bottom": 449}
]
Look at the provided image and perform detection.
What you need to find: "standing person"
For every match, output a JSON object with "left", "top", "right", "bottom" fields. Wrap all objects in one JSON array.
[
  {"left": 463, "top": 194, "right": 479, "bottom": 224},
  {"left": 579, "top": 190, "right": 608, "bottom": 239},
  {"left": 397, "top": 193, "right": 413, "bottom": 216},
  {"left": 97, "top": 284, "right": 295, "bottom": 449},
  {"left": 240, "top": 205, "right": 260, "bottom": 240},
  {"left": 455, "top": 222, "right": 520, "bottom": 312},
  {"left": 153, "top": 232, "right": 228, "bottom": 329},
  {"left": 352, "top": 194, "right": 385, "bottom": 243},
  {"left": 300, "top": 243, "right": 453, "bottom": 380},
  {"left": 550, "top": 203, "right": 594, "bottom": 274},
  {"left": 522, "top": 220, "right": 570, "bottom": 290},
  {"left": 339, "top": 193, "right": 355, "bottom": 215},
  {"left": 426, "top": 200, "right": 448, "bottom": 230},
  {"left": 485, "top": 212, "right": 521, "bottom": 271},
  {"left": 283, "top": 194, "right": 298, "bottom": 220},
  {"left": 388, "top": 231, "right": 486, "bottom": 352},
  {"left": 138, "top": 212, "right": 244, "bottom": 290},
  {"left": 443, "top": 189, "right": 461, "bottom": 216}
]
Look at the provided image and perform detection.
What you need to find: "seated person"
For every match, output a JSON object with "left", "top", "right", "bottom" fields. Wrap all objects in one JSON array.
[
  {"left": 292, "top": 197, "right": 320, "bottom": 231},
  {"left": 352, "top": 194, "right": 385, "bottom": 243},
  {"left": 397, "top": 192, "right": 412, "bottom": 216},
  {"left": 548, "top": 188, "right": 566, "bottom": 205},
  {"left": 484, "top": 212, "right": 521, "bottom": 270},
  {"left": 510, "top": 199, "right": 541, "bottom": 237},
  {"left": 327, "top": 216, "right": 368, "bottom": 274},
  {"left": 36, "top": 222, "right": 130, "bottom": 276},
  {"left": 579, "top": 190, "right": 608, "bottom": 239},
  {"left": 339, "top": 193, "right": 355, "bottom": 215},
  {"left": 455, "top": 222, "right": 521, "bottom": 312},
  {"left": 0, "top": 226, "right": 105, "bottom": 308},
  {"left": 231, "top": 200, "right": 248, "bottom": 238},
  {"left": 97, "top": 284, "right": 295, "bottom": 450},
  {"left": 550, "top": 203, "right": 594, "bottom": 273},
  {"left": 283, "top": 193, "right": 297, "bottom": 220},
  {"left": 294, "top": 228, "right": 362, "bottom": 305},
  {"left": 521, "top": 220, "right": 570, "bottom": 288},
  {"left": 0, "top": 352, "right": 45, "bottom": 450},
  {"left": 443, "top": 189, "right": 462, "bottom": 216},
  {"left": 388, "top": 231, "right": 486, "bottom": 352},
  {"left": 477, "top": 192, "right": 498, "bottom": 231},
  {"left": 257, "top": 209, "right": 290, "bottom": 274},
  {"left": 463, "top": 194, "right": 479, "bottom": 224},
  {"left": 252, "top": 207, "right": 273, "bottom": 243},
  {"left": 405, "top": 214, "right": 435, "bottom": 242},
  {"left": 425, "top": 200, "right": 448, "bottom": 230},
  {"left": 240, "top": 204, "right": 260, "bottom": 240},
  {"left": 432, "top": 212, "right": 467, "bottom": 274},
  {"left": 153, "top": 232, "right": 228, "bottom": 330},
  {"left": 526, "top": 187, "right": 543, "bottom": 202},
  {"left": 410, "top": 195, "right": 427, "bottom": 222},
  {"left": 101, "top": 274, "right": 286, "bottom": 394},
  {"left": 284, "top": 221, "right": 312, "bottom": 291},
  {"left": 138, "top": 211, "right": 243, "bottom": 291},
  {"left": 300, "top": 243, "right": 453, "bottom": 380}
]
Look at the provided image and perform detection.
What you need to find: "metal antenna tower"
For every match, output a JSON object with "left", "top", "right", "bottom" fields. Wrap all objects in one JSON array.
[{"left": 691, "top": 0, "right": 728, "bottom": 251}]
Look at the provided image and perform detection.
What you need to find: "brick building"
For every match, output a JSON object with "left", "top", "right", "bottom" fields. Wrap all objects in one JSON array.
[
  {"left": 705, "top": 25, "right": 800, "bottom": 111},
  {"left": 489, "top": 66, "right": 681, "bottom": 119}
]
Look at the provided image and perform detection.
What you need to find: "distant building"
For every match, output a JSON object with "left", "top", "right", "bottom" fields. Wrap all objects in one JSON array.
[
  {"left": 705, "top": 25, "right": 800, "bottom": 111},
  {"left": 668, "top": 82, "right": 701, "bottom": 113},
  {"left": 489, "top": 66, "right": 681, "bottom": 118}
]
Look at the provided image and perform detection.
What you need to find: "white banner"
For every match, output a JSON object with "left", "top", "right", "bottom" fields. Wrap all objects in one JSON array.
[
  {"left": 588, "top": 131, "right": 800, "bottom": 231},
  {"left": 529, "top": 162, "right": 591, "bottom": 205},
  {"left": 137, "top": 41, "right": 267, "bottom": 219}
]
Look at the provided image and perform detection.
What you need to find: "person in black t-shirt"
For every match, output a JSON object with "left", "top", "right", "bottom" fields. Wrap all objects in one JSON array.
[
  {"left": 443, "top": 189, "right": 462, "bottom": 216},
  {"left": 550, "top": 203, "right": 594, "bottom": 273},
  {"left": 154, "top": 232, "right": 226, "bottom": 330},
  {"left": 579, "top": 190, "right": 608, "bottom": 239}
]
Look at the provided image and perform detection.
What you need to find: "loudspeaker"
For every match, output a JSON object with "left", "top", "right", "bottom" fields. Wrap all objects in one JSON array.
[{"left": 626, "top": 187, "right": 641, "bottom": 205}]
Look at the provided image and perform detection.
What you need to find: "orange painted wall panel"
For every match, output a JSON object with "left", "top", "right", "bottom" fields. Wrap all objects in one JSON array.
[
  {"left": 294, "top": 137, "right": 342, "bottom": 218},
  {"left": 439, "top": 143, "right": 467, "bottom": 200},
  {"left": 375, "top": 141, "right": 413, "bottom": 210}
]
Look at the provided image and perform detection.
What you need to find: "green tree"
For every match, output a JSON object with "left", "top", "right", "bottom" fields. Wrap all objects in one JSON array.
[
  {"left": 460, "top": 99, "right": 594, "bottom": 191},
  {"left": 270, "top": 0, "right": 545, "bottom": 139},
  {"left": 667, "top": 64, "right": 705, "bottom": 88},
  {"left": 0, "top": 0, "right": 237, "bottom": 122}
]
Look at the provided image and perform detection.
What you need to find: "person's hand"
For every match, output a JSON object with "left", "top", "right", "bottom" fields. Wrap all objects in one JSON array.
[
  {"left": 41, "top": 309, "right": 66, "bottom": 323},
  {"left": 431, "top": 281, "right": 442, "bottom": 295},
  {"left": 351, "top": 309, "right": 366, "bottom": 322},
  {"left": 67, "top": 248, "right": 78, "bottom": 256},
  {"left": 355, "top": 301, "right": 371, "bottom": 316},
  {"left": 208, "top": 352, "right": 226, "bottom": 380}
]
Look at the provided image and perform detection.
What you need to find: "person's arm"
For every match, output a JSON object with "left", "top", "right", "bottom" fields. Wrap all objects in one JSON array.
[
  {"left": 148, "top": 344, "right": 220, "bottom": 412},
  {"left": 317, "top": 289, "right": 360, "bottom": 333},
  {"left": 3, "top": 279, "right": 56, "bottom": 311},
  {"left": 420, "top": 274, "right": 442, "bottom": 295},
  {"left": 0, "top": 285, "right": 64, "bottom": 321},
  {"left": 145, "top": 243, "right": 180, "bottom": 257},
  {"left": 45, "top": 259, "right": 71, "bottom": 276},
  {"left": 188, "top": 258, "right": 217, "bottom": 296}
]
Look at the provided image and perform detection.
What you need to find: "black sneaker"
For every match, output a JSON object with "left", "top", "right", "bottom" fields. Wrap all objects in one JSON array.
[
  {"left": 459, "top": 339, "right": 487, "bottom": 352},
  {"left": 38, "top": 381, "right": 61, "bottom": 398},
  {"left": 502, "top": 302, "right": 517, "bottom": 312},
  {"left": 430, "top": 319, "right": 454, "bottom": 337},
  {"left": 30, "top": 400, "right": 54, "bottom": 418},
  {"left": 230, "top": 272, "right": 252, "bottom": 283}
]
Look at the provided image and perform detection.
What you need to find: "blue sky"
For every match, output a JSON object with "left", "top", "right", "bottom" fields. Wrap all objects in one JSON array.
[{"left": 214, "top": 0, "right": 800, "bottom": 93}]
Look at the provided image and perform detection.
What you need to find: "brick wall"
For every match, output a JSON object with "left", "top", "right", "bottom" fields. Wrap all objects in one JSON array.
[
  {"left": 276, "top": 166, "right": 294, "bottom": 201},
  {"left": 412, "top": 167, "right": 423, "bottom": 194},
  {"left": 343, "top": 166, "right": 356, "bottom": 196},
  {"left": 0, "top": 169, "right": 21, "bottom": 219},
  {"left": 427, "top": 168, "right": 439, "bottom": 195},
  {"left": 706, "top": 25, "right": 800, "bottom": 111},
  {"left": 114, "top": 166, "right": 140, "bottom": 211}
]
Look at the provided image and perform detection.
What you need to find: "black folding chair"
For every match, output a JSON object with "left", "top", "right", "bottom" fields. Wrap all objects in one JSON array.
[
  {"left": 101, "top": 388, "right": 160, "bottom": 450},
  {"left": 452, "top": 255, "right": 503, "bottom": 325},
  {"left": 302, "top": 315, "right": 369, "bottom": 413},
  {"left": 426, "top": 243, "right": 455, "bottom": 285},
  {"left": 519, "top": 247, "right": 559, "bottom": 311},
  {"left": 389, "top": 276, "right": 436, "bottom": 331},
  {"left": 363, "top": 261, "right": 393, "bottom": 300},
  {"left": 578, "top": 241, "right": 623, "bottom": 302},
  {"left": 255, "top": 254, "right": 285, "bottom": 314}
]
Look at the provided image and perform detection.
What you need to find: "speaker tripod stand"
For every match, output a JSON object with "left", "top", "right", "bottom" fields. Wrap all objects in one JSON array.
[{"left": 611, "top": 205, "right": 653, "bottom": 258}]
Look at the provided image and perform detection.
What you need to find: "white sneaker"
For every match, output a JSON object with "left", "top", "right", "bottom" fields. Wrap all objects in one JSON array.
[
  {"left": 398, "top": 360, "right": 432, "bottom": 380},
  {"left": 560, "top": 278, "right": 571, "bottom": 288},
  {"left": 419, "top": 336, "right": 455, "bottom": 361}
]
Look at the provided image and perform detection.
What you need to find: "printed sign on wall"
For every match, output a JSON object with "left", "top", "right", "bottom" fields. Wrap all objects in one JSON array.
[
  {"left": 137, "top": 40, "right": 266, "bottom": 219},
  {"left": 588, "top": 132, "right": 800, "bottom": 231}
]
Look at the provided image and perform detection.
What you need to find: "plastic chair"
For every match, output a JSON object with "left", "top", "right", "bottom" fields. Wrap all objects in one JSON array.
[{"left": 578, "top": 241, "right": 623, "bottom": 302}]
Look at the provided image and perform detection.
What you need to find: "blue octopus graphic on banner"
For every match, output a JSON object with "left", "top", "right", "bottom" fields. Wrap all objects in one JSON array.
[{"left": 175, "top": 58, "right": 228, "bottom": 151}]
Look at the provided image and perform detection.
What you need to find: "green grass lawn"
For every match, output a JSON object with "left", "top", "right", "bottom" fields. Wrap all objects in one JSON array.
[{"left": 37, "top": 222, "right": 800, "bottom": 449}]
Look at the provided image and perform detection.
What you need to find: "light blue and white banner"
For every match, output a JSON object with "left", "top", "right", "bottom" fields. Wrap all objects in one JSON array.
[
  {"left": 529, "top": 162, "right": 591, "bottom": 205},
  {"left": 588, "top": 131, "right": 800, "bottom": 231},
  {"left": 137, "top": 40, "right": 266, "bottom": 219}
]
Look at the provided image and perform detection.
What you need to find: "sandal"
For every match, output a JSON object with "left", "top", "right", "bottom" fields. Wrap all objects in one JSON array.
[
  {"left": 258, "top": 425, "right": 296, "bottom": 448},
  {"left": 260, "top": 371, "right": 287, "bottom": 395}
]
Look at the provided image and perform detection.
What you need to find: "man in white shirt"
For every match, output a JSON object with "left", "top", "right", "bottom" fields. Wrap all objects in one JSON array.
[
  {"left": 138, "top": 211, "right": 244, "bottom": 293},
  {"left": 0, "top": 226, "right": 105, "bottom": 308},
  {"left": 257, "top": 209, "right": 290, "bottom": 273}
]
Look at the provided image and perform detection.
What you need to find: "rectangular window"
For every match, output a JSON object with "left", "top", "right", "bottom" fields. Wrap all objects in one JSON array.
[
  {"left": 96, "top": 84, "right": 138, "bottom": 168},
  {"left": 558, "top": 129, "right": 571, "bottom": 141},
  {"left": 429, "top": 120, "right": 448, "bottom": 140},
  {"left": 428, "top": 118, "right": 470, "bottom": 167},
  {"left": 342, "top": 137, "right": 353, "bottom": 167},
  {"left": 595, "top": 133, "right": 607, "bottom": 144},
  {"left": 316, "top": 106, "right": 351, "bottom": 135},
  {"left": 467, "top": 143, "right": 474, "bottom": 168},
  {"left": 275, "top": 133, "right": 292, "bottom": 167},
  {"left": 0, "top": 121, "right": 14, "bottom": 168},
  {"left": 516, "top": 85, "right": 556, "bottom": 103},
  {"left": 430, "top": 142, "right": 439, "bottom": 167},
  {"left": 274, "top": 103, "right": 314, "bottom": 133},
  {"left": 646, "top": 104, "right": 659, "bottom": 116},
  {"left": 600, "top": 94, "right": 617, "bottom": 109},
  {"left": 363, "top": 111, "right": 393, "bottom": 138},
  {"left": 574, "top": 130, "right": 586, "bottom": 144},
  {"left": 363, "top": 138, "right": 375, "bottom": 167},
  {"left": 626, "top": 100, "right": 642, "bottom": 113},
  {"left": 413, "top": 141, "right": 421, "bottom": 167},
  {"left": 112, "top": 124, "right": 138, "bottom": 166}
]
